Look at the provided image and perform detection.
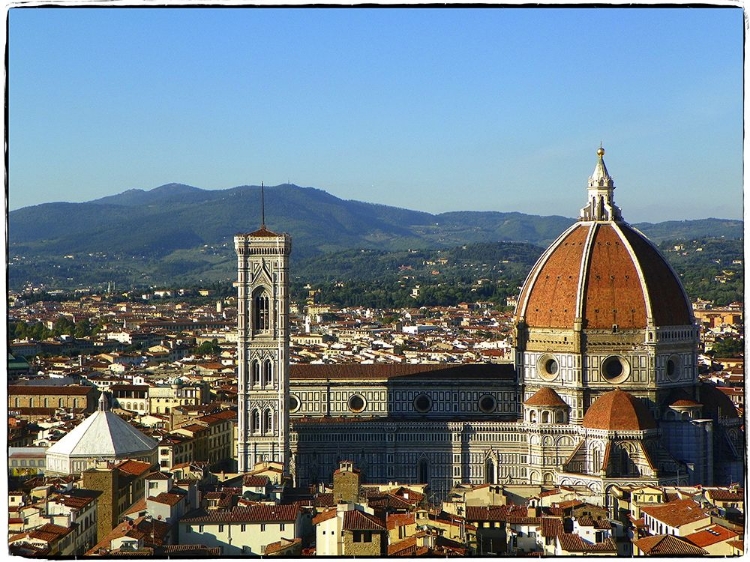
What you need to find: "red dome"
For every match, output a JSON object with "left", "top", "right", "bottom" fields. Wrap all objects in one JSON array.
[
  {"left": 582, "top": 389, "right": 657, "bottom": 431},
  {"left": 515, "top": 221, "right": 693, "bottom": 330},
  {"left": 524, "top": 386, "right": 568, "bottom": 407}
]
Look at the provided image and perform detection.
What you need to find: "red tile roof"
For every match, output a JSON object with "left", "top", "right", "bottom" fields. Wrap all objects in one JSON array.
[
  {"left": 290, "top": 363, "right": 515, "bottom": 381},
  {"left": 582, "top": 389, "right": 657, "bottom": 431},
  {"left": 640, "top": 498, "right": 709, "bottom": 528},
  {"left": 634, "top": 534, "right": 708, "bottom": 556},
  {"left": 684, "top": 524, "right": 738, "bottom": 547},
  {"left": 182, "top": 503, "right": 300, "bottom": 524},
  {"left": 524, "top": 387, "right": 568, "bottom": 407},
  {"left": 516, "top": 222, "right": 692, "bottom": 330},
  {"left": 343, "top": 509, "right": 386, "bottom": 531}
]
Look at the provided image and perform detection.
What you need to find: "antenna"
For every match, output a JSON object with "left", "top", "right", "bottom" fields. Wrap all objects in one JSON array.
[{"left": 261, "top": 182, "right": 266, "bottom": 228}]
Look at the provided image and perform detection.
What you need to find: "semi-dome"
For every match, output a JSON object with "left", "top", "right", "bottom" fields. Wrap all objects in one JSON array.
[
  {"left": 524, "top": 386, "right": 568, "bottom": 407},
  {"left": 515, "top": 148, "right": 693, "bottom": 331},
  {"left": 582, "top": 389, "right": 657, "bottom": 431}
]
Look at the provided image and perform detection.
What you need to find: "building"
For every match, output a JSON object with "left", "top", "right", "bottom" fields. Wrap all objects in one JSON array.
[
  {"left": 235, "top": 148, "right": 744, "bottom": 512},
  {"left": 234, "top": 219, "right": 292, "bottom": 472},
  {"left": 45, "top": 393, "right": 158, "bottom": 476}
]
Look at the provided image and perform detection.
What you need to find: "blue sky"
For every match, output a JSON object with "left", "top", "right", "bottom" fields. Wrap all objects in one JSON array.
[{"left": 9, "top": 6, "right": 744, "bottom": 223}]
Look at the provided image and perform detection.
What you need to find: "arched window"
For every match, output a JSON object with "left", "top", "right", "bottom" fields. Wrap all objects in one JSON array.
[
  {"left": 264, "top": 361, "right": 273, "bottom": 387},
  {"left": 485, "top": 458, "right": 495, "bottom": 484},
  {"left": 529, "top": 410, "right": 537, "bottom": 423},
  {"left": 58, "top": 398, "right": 64, "bottom": 408},
  {"left": 252, "top": 360, "right": 260, "bottom": 387},
  {"left": 253, "top": 290, "right": 270, "bottom": 332},
  {"left": 555, "top": 410, "right": 564, "bottom": 423},
  {"left": 418, "top": 458, "right": 429, "bottom": 484},
  {"left": 541, "top": 411, "right": 550, "bottom": 424},
  {"left": 592, "top": 447, "right": 601, "bottom": 473},
  {"left": 251, "top": 409, "right": 261, "bottom": 434},
  {"left": 264, "top": 409, "right": 273, "bottom": 434}
]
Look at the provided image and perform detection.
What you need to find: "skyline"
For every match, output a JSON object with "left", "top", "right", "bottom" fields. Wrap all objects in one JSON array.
[{"left": 9, "top": 5, "right": 745, "bottom": 223}]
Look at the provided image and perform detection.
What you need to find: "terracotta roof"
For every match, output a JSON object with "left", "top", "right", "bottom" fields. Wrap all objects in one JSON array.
[
  {"left": 640, "top": 498, "right": 709, "bottom": 528},
  {"left": 466, "top": 504, "right": 527, "bottom": 522},
  {"left": 684, "top": 524, "right": 738, "bottom": 547},
  {"left": 246, "top": 226, "right": 281, "bottom": 237},
  {"left": 243, "top": 475, "right": 270, "bottom": 487},
  {"left": 557, "top": 533, "right": 617, "bottom": 553},
  {"left": 386, "top": 512, "right": 416, "bottom": 531},
  {"left": 117, "top": 459, "right": 153, "bottom": 477},
  {"left": 706, "top": 488, "right": 744, "bottom": 502},
  {"left": 516, "top": 220, "right": 692, "bottom": 330},
  {"left": 290, "top": 362, "right": 515, "bottom": 381},
  {"left": 634, "top": 534, "right": 708, "bottom": 556},
  {"left": 343, "top": 509, "right": 386, "bottom": 531},
  {"left": 524, "top": 387, "right": 568, "bottom": 407},
  {"left": 8, "top": 385, "right": 94, "bottom": 396},
  {"left": 312, "top": 508, "right": 337, "bottom": 525},
  {"left": 582, "top": 389, "right": 657, "bottom": 431},
  {"left": 182, "top": 503, "right": 299, "bottom": 524}
]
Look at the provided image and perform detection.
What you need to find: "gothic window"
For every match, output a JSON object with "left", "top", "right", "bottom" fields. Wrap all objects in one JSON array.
[
  {"left": 592, "top": 447, "right": 601, "bottom": 473},
  {"left": 485, "top": 458, "right": 495, "bottom": 484},
  {"left": 251, "top": 409, "right": 261, "bottom": 434},
  {"left": 264, "top": 360, "right": 273, "bottom": 387},
  {"left": 418, "top": 458, "right": 429, "bottom": 483},
  {"left": 253, "top": 289, "right": 270, "bottom": 332},
  {"left": 252, "top": 360, "right": 260, "bottom": 387},
  {"left": 264, "top": 409, "right": 273, "bottom": 434}
]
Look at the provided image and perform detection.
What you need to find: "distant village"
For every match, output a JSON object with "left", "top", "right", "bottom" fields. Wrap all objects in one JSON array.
[{"left": 6, "top": 289, "right": 745, "bottom": 557}]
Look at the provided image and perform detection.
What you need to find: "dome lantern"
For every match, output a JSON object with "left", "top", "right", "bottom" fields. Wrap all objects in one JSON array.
[{"left": 580, "top": 146, "right": 622, "bottom": 222}]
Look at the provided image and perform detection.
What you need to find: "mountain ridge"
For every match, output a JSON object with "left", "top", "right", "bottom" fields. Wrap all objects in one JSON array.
[{"left": 9, "top": 183, "right": 743, "bottom": 291}]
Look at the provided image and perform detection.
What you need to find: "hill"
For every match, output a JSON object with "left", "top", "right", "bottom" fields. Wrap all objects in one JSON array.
[{"left": 8, "top": 183, "right": 743, "bottom": 292}]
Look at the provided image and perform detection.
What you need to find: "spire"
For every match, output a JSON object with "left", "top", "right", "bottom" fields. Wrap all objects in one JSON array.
[
  {"left": 98, "top": 392, "right": 109, "bottom": 412},
  {"left": 580, "top": 146, "right": 622, "bottom": 222}
]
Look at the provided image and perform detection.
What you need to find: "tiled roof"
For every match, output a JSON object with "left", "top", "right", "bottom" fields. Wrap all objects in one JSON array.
[
  {"left": 706, "top": 488, "right": 744, "bottom": 502},
  {"left": 538, "top": 517, "right": 564, "bottom": 538},
  {"left": 343, "top": 509, "right": 386, "bottom": 531},
  {"left": 582, "top": 389, "right": 657, "bottom": 431},
  {"left": 117, "top": 459, "right": 153, "bottom": 476},
  {"left": 684, "top": 524, "right": 738, "bottom": 547},
  {"left": 312, "top": 508, "right": 337, "bottom": 526},
  {"left": 182, "top": 503, "right": 299, "bottom": 524},
  {"left": 640, "top": 498, "right": 709, "bottom": 528},
  {"left": 148, "top": 492, "right": 184, "bottom": 507},
  {"left": 557, "top": 533, "right": 617, "bottom": 553},
  {"left": 243, "top": 475, "right": 270, "bottom": 487},
  {"left": 290, "top": 362, "right": 515, "bottom": 381},
  {"left": 524, "top": 387, "right": 568, "bottom": 407},
  {"left": 466, "top": 504, "right": 527, "bottom": 522},
  {"left": 516, "top": 221, "right": 692, "bottom": 330},
  {"left": 634, "top": 534, "right": 708, "bottom": 556},
  {"left": 386, "top": 512, "right": 415, "bottom": 530}
]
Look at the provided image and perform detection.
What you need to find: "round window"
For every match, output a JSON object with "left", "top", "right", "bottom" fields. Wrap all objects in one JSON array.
[
  {"left": 414, "top": 394, "right": 432, "bottom": 413},
  {"left": 479, "top": 395, "right": 497, "bottom": 413},
  {"left": 289, "top": 395, "right": 300, "bottom": 413},
  {"left": 537, "top": 354, "right": 560, "bottom": 381},
  {"left": 666, "top": 355, "right": 680, "bottom": 381},
  {"left": 601, "top": 355, "right": 630, "bottom": 384},
  {"left": 348, "top": 394, "right": 366, "bottom": 413}
]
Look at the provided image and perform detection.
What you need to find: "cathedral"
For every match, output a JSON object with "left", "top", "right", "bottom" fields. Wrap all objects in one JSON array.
[{"left": 234, "top": 148, "right": 744, "bottom": 511}]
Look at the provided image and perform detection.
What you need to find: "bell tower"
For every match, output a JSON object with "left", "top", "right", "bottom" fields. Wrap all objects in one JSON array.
[{"left": 234, "top": 207, "right": 292, "bottom": 473}]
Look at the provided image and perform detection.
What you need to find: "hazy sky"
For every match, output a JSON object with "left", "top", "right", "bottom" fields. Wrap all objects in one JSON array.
[{"left": 9, "top": 6, "right": 744, "bottom": 223}]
